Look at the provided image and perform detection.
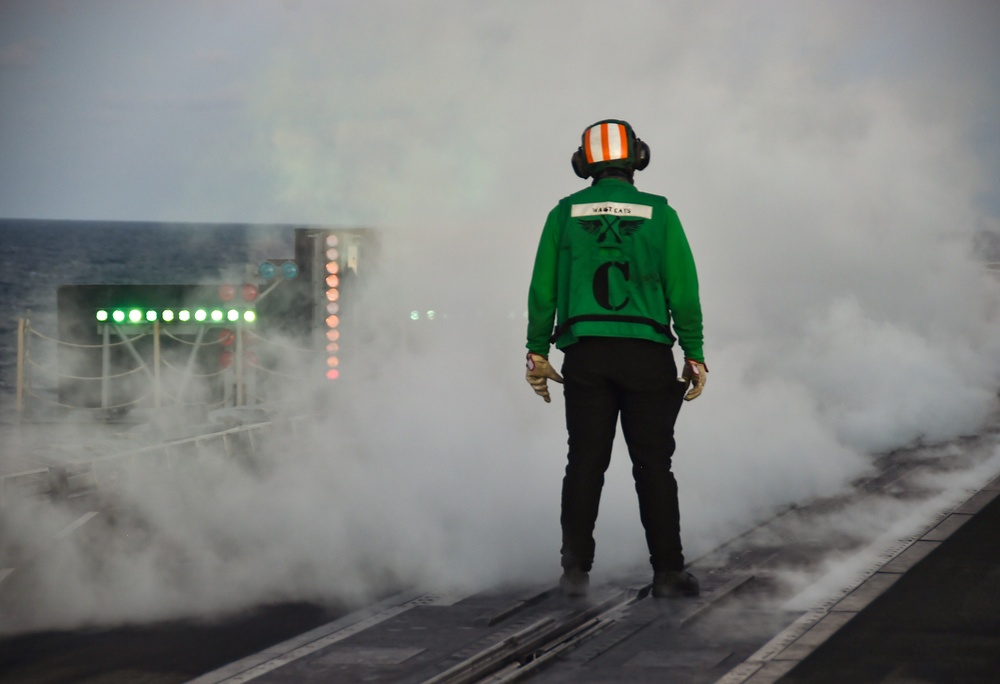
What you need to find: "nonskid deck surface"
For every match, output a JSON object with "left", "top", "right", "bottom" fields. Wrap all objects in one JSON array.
[
  {"left": 188, "top": 435, "right": 1000, "bottom": 684},
  {"left": 188, "top": 573, "right": 767, "bottom": 684}
]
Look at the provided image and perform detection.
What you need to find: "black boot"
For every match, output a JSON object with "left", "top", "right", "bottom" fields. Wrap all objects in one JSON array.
[
  {"left": 559, "top": 568, "right": 590, "bottom": 597},
  {"left": 652, "top": 570, "right": 699, "bottom": 598}
]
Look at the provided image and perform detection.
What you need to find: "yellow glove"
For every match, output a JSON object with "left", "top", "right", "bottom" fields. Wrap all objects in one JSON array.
[
  {"left": 525, "top": 352, "right": 564, "bottom": 403},
  {"left": 681, "top": 358, "right": 708, "bottom": 401}
]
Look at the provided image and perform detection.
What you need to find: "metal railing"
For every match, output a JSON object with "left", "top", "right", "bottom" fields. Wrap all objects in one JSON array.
[
  {"left": 14, "top": 316, "right": 326, "bottom": 419},
  {"left": 0, "top": 413, "right": 323, "bottom": 508}
]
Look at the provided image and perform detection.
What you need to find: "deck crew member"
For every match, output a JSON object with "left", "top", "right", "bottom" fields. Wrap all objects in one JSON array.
[{"left": 525, "top": 119, "right": 707, "bottom": 598}]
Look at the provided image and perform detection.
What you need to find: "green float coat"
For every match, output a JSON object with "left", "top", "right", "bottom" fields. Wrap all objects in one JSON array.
[{"left": 527, "top": 177, "right": 703, "bottom": 362}]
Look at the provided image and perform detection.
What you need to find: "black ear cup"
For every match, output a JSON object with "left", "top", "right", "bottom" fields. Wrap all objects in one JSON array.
[
  {"left": 633, "top": 138, "right": 650, "bottom": 171},
  {"left": 571, "top": 147, "right": 591, "bottom": 178}
]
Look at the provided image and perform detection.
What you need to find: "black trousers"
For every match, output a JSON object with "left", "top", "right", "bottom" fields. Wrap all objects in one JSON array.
[{"left": 560, "top": 337, "right": 687, "bottom": 573}]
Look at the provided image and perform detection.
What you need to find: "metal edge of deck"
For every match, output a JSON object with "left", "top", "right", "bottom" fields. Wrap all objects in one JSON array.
[{"left": 712, "top": 463, "right": 1000, "bottom": 684}]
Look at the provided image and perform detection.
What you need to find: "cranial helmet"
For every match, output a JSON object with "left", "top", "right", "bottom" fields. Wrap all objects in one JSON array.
[{"left": 571, "top": 119, "right": 650, "bottom": 179}]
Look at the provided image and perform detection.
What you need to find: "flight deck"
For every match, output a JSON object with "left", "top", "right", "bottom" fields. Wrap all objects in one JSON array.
[
  {"left": 184, "top": 448, "right": 1000, "bottom": 684},
  {"left": 2, "top": 414, "right": 1000, "bottom": 683}
]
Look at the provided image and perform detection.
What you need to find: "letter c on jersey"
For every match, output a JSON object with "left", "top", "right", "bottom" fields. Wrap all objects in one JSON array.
[{"left": 593, "top": 261, "right": 631, "bottom": 311}]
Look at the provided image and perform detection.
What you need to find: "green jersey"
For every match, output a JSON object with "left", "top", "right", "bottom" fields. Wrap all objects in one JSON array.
[{"left": 526, "top": 178, "right": 704, "bottom": 362}]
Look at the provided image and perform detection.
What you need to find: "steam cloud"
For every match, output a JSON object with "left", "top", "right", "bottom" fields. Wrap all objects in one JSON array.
[{"left": 2, "top": 0, "right": 1000, "bottom": 633}]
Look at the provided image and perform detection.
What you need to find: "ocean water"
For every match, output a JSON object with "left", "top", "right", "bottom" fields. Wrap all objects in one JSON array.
[{"left": 0, "top": 219, "right": 296, "bottom": 414}]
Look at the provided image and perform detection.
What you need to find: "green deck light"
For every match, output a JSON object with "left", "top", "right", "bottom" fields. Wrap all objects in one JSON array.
[{"left": 91, "top": 298, "right": 258, "bottom": 328}]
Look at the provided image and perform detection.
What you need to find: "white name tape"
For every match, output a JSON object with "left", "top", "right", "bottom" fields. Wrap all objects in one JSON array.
[{"left": 570, "top": 202, "right": 653, "bottom": 219}]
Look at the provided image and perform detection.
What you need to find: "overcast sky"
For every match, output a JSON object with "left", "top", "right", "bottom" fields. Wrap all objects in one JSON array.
[{"left": 1, "top": 0, "right": 998, "bottom": 227}]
